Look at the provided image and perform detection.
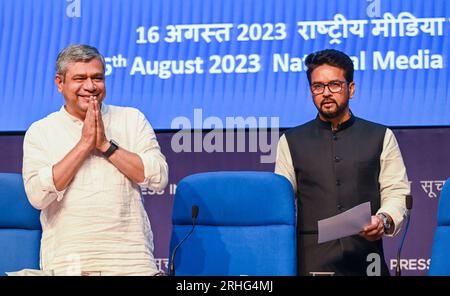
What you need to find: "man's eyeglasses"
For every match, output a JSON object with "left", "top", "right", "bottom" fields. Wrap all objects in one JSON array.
[{"left": 310, "top": 80, "right": 349, "bottom": 95}]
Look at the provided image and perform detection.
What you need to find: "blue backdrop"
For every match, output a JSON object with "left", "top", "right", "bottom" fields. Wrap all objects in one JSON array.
[{"left": 0, "top": 0, "right": 449, "bottom": 131}]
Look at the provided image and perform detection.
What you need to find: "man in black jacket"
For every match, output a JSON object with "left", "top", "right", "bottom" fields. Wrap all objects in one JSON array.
[{"left": 275, "top": 49, "right": 410, "bottom": 276}]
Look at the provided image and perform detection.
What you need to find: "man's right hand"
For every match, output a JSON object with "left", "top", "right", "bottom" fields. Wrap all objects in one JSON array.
[
  {"left": 53, "top": 97, "right": 98, "bottom": 191},
  {"left": 79, "top": 97, "right": 97, "bottom": 152}
]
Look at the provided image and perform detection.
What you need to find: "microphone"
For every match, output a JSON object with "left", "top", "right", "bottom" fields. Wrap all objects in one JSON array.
[
  {"left": 396, "top": 194, "right": 413, "bottom": 276},
  {"left": 169, "top": 205, "right": 199, "bottom": 276}
]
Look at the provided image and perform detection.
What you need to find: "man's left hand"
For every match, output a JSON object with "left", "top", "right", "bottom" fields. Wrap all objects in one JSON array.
[
  {"left": 360, "top": 215, "right": 384, "bottom": 241},
  {"left": 93, "top": 98, "right": 109, "bottom": 153}
]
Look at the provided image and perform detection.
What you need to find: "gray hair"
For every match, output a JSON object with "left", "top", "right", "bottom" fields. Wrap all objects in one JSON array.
[{"left": 56, "top": 44, "right": 106, "bottom": 81}]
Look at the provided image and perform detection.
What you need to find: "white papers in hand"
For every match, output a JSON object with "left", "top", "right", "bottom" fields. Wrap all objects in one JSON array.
[{"left": 318, "top": 201, "right": 372, "bottom": 244}]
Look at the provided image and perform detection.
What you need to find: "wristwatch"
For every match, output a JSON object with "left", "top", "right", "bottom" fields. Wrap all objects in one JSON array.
[
  {"left": 377, "top": 213, "right": 392, "bottom": 232},
  {"left": 102, "top": 139, "right": 119, "bottom": 158}
]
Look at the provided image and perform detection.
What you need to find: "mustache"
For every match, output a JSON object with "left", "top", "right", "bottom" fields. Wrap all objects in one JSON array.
[{"left": 320, "top": 98, "right": 337, "bottom": 107}]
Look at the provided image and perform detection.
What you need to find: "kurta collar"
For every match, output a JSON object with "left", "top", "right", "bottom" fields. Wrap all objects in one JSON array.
[
  {"left": 60, "top": 103, "right": 109, "bottom": 124},
  {"left": 315, "top": 111, "right": 356, "bottom": 132}
]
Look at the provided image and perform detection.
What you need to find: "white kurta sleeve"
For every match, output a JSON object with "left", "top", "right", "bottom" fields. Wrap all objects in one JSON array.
[
  {"left": 274, "top": 134, "right": 297, "bottom": 193},
  {"left": 377, "top": 128, "right": 410, "bottom": 236},
  {"left": 134, "top": 111, "right": 169, "bottom": 192},
  {"left": 22, "top": 124, "right": 66, "bottom": 210}
]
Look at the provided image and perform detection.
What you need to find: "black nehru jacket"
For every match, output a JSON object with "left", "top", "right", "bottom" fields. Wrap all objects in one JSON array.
[{"left": 284, "top": 114, "right": 390, "bottom": 276}]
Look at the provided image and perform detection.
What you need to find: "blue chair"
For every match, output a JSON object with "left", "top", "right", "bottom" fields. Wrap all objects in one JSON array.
[
  {"left": 429, "top": 178, "right": 450, "bottom": 275},
  {"left": 0, "top": 173, "right": 41, "bottom": 275},
  {"left": 169, "top": 171, "right": 296, "bottom": 276}
]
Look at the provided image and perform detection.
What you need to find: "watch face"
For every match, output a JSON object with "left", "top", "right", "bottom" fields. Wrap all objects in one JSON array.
[
  {"left": 103, "top": 140, "right": 119, "bottom": 158},
  {"left": 383, "top": 216, "right": 391, "bottom": 229},
  {"left": 378, "top": 214, "right": 390, "bottom": 229}
]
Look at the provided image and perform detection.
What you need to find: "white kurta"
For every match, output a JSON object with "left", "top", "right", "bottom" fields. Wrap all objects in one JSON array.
[{"left": 22, "top": 104, "right": 168, "bottom": 275}]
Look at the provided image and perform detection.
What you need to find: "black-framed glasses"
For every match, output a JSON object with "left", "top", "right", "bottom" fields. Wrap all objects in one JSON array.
[{"left": 310, "top": 80, "right": 349, "bottom": 95}]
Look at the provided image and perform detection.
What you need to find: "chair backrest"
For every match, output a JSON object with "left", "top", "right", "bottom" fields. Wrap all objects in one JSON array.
[
  {"left": 169, "top": 171, "right": 296, "bottom": 276},
  {"left": 0, "top": 173, "right": 41, "bottom": 275},
  {"left": 429, "top": 178, "right": 450, "bottom": 275}
]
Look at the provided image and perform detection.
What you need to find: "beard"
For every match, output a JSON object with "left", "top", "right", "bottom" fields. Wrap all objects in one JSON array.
[{"left": 318, "top": 98, "right": 348, "bottom": 120}]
